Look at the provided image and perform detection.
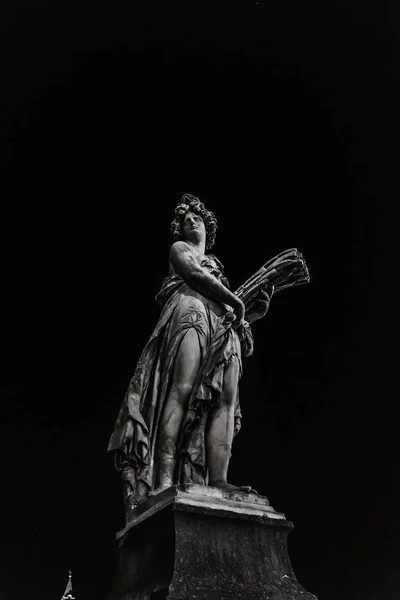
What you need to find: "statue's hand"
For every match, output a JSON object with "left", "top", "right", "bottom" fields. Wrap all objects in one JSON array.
[
  {"left": 246, "top": 286, "right": 274, "bottom": 324},
  {"left": 232, "top": 297, "right": 246, "bottom": 328}
]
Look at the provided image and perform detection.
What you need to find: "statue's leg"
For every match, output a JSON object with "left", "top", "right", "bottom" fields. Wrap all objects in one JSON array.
[
  {"left": 206, "top": 358, "right": 253, "bottom": 493},
  {"left": 156, "top": 328, "right": 201, "bottom": 491}
]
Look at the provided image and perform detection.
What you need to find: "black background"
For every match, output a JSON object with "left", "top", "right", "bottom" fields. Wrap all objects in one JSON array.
[{"left": 1, "top": 1, "right": 398, "bottom": 599}]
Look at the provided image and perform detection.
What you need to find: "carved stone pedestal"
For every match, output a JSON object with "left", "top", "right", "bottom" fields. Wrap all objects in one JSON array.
[{"left": 107, "top": 484, "right": 317, "bottom": 600}]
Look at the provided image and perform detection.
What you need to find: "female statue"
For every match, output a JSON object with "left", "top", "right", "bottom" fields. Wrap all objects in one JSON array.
[{"left": 108, "top": 194, "right": 273, "bottom": 510}]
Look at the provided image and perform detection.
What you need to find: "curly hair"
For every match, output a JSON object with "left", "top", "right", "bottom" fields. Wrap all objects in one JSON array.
[{"left": 171, "top": 193, "right": 218, "bottom": 250}]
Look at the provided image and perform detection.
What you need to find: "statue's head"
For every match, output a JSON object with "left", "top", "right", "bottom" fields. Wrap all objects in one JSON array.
[{"left": 171, "top": 193, "right": 218, "bottom": 250}]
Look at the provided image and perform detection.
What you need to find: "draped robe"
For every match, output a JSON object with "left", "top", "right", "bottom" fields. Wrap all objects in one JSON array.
[{"left": 108, "top": 254, "right": 253, "bottom": 500}]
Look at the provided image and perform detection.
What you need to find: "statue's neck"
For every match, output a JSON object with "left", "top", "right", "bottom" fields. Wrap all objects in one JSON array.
[{"left": 186, "top": 240, "right": 206, "bottom": 255}]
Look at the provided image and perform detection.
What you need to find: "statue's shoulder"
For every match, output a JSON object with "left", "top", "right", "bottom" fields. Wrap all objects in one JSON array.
[{"left": 170, "top": 240, "right": 191, "bottom": 255}]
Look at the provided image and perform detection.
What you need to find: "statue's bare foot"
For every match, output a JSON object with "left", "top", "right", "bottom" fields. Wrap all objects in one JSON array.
[
  {"left": 148, "top": 481, "right": 175, "bottom": 498},
  {"left": 210, "top": 480, "right": 259, "bottom": 495}
]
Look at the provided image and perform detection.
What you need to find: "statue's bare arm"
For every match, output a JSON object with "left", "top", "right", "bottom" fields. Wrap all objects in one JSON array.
[{"left": 170, "top": 241, "right": 245, "bottom": 322}]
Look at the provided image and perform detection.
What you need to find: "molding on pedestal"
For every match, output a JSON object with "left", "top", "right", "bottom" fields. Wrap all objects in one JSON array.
[{"left": 118, "top": 484, "right": 286, "bottom": 539}]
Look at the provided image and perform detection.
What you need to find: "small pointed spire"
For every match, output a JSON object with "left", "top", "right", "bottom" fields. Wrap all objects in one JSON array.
[{"left": 61, "top": 571, "right": 75, "bottom": 600}]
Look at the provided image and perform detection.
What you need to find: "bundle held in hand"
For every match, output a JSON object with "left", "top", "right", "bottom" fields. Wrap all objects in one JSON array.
[{"left": 235, "top": 248, "right": 310, "bottom": 309}]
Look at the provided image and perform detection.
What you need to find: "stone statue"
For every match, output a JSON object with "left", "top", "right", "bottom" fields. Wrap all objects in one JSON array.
[
  {"left": 108, "top": 194, "right": 309, "bottom": 514},
  {"left": 106, "top": 199, "right": 315, "bottom": 600}
]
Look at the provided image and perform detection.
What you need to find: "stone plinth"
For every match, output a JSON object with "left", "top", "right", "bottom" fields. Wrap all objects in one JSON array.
[{"left": 107, "top": 484, "right": 317, "bottom": 600}]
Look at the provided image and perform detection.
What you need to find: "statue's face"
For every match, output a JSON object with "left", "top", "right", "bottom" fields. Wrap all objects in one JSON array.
[{"left": 182, "top": 211, "right": 206, "bottom": 244}]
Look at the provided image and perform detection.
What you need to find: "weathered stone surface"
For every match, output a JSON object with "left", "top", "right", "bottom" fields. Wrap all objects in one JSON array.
[
  {"left": 107, "top": 485, "right": 317, "bottom": 600},
  {"left": 106, "top": 197, "right": 316, "bottom": 599}
]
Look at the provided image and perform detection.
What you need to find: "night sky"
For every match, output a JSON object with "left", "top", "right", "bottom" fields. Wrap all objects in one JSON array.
[{"left": 1, "top": 1, "right": 399, "bottom": 599}]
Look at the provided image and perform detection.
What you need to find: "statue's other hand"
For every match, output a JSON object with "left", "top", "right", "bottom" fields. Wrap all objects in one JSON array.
[{"left": 246, "top": 286, "right": 274, "bottom": 324}]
